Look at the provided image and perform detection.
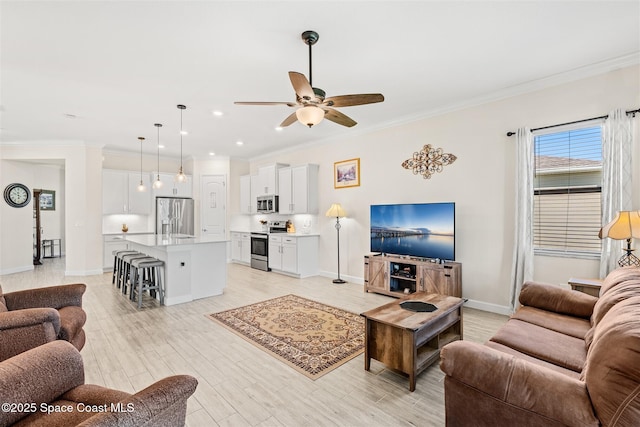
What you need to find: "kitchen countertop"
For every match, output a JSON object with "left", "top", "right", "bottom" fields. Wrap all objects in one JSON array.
[
  {"left": 230, "top": 229, "right": 319, "bottom": 237},
  {"left": 125, "top": 234, "right": 228, "bottom": 247},
  {"left": 103, "top": 231, "right": 155, "bottom": 236}
]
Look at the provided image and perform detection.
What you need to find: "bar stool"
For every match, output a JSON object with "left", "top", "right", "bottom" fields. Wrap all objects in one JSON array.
[
  {"left": 130, "top": 257, "right": 165, "bottom": 309},
  {"left": 118, "top": 252, "right": 149, "bottom": 294},
  {"left": 112, "top": 250, "right": 138, "bottom": 285}
]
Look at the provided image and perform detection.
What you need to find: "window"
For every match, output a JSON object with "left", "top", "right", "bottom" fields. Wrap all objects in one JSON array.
[{"left": 533, "top": 124, "right": 602, "bottom": 257}]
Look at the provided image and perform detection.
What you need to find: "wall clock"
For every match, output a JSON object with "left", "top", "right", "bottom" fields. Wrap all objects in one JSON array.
[{"left": 3, "top": 183, "right": 32, "bottom": 208}]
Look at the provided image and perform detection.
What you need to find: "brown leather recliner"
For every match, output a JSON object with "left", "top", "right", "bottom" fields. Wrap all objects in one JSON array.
[
  {"left": 0, "top": 340, "right": 198, "bottom": 426},
  {"left": 0, "top": 283, "right": 86, "bottom": 361}
]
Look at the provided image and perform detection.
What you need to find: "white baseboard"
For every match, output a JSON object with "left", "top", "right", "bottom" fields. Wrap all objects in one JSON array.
[
  {"left": 0, "top": 265, "right": 34, "bottom": 276},
  {"left": 464, "top": 298, "right": 512, "bottom": 316},
  {"left": 318, "top": 270, "right": 363, "bottom": 285}
]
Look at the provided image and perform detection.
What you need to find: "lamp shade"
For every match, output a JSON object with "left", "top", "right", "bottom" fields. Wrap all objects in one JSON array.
[
  {"left": 296, "top": 106, "right": 325, "bottom": 127},
  {"left": 598, "top": 211, "right": 640, "bottom": 239},
  {"left": 325, "top": 203, "right": 347, "bottom": 218}
]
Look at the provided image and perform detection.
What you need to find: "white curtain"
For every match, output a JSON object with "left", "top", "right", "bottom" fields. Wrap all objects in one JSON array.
[
  {"left": 600, "top": 109, "right": 633, "bottom": 278},
  {"left": 509, "top": 127, "right": 534, "bottom": 312}
]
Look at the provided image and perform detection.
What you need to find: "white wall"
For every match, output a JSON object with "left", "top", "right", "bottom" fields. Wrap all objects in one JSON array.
[
  {"left": 246, "top": 65, "right": 640, "bottom": 314},
  {"left": 0, "top": 161, "right": 37, "bottom": 274}
]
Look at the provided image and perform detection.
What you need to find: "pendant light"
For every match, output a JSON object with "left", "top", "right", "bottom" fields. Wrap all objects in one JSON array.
[
  {"left": 136, "top": 137, "right": 146, "bottom": 192},
  {"left": 152, "top": 123, "right": 163, "bottom": 189},
  {"left": 175, "top": 104, "right": 187, "bottom": 183}
]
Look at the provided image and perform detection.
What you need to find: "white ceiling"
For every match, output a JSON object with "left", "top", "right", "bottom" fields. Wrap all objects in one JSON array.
[{"left": 1, "top": 1, "right": 639, "bottom": 161}]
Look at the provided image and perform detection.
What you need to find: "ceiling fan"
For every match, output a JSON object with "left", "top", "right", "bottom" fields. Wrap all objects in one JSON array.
[{"left": 235, "top": 30, "right": 384, "bottom": 128}]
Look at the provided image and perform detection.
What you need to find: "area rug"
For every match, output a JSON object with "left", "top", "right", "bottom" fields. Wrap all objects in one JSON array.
[{"left": 207, "top": 294, "right": 365, "bottom": 379}]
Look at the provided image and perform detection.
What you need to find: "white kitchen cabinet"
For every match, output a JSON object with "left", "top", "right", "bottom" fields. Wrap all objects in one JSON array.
[
  {"left": 102, "top": 235, "right": 129, "bottom": 271},
  {"left": 153, "top": 173, "right": 192, "bottom": 198},
  {"left": 278, "top": 164, "right": 319, "bottom": 214},
  {"left": 253, "top": 163, "right": 289, "bottom": 196},
  {"left": 268, "top": 234, "right": 318, "bottom": 278},
  {"left": 102, "top": 170, "right": 151, "bottom": 215},
  {"left": 231, "top": 232, "right": 251, "bottom": 264},
  {"left": 239, "top": 175, "right": 254, "bottom": 214}
]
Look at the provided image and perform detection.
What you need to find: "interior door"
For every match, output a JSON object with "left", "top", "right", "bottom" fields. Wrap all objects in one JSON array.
[{"left": 200, "top": 175, "right": 226, "bottom": 239}]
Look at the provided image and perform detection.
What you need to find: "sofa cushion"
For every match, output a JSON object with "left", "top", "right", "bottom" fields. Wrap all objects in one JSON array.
[
  {"left": 490, "top": 319, "right": 586, "bottom": 372},
  {"left": 598, "top": 266, "right": 640, "bottom": 296},
  {"left": 485, "top": 341, "right": 581, "bottom": 379},
  {"left": 519, "top": 282, "right": 596, "bottom": 319},
  {"left": 591, "top": 279, "right": 640, "bottom": 327},
  {"left": 512, "top": 306, "right": 591, "bottom": 339},
  {"left": 583, "top": 296, "right": 640, "bottom": 426}
]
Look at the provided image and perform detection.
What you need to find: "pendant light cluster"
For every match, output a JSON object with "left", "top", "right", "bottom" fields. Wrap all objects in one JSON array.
[
  {"left": 136, "top": 104, "right": 188, "bottom": 191},
  {"left": 175, "top": 104, "right": 187, "bottom": 183},
  {"left": 136, "top": 137, "right": 146, "bottom": 192},
  {"left": 152, "top": 123, "right": 163, "bottom": 189}
]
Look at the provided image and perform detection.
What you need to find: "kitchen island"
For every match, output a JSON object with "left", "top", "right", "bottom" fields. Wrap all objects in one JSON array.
[{"left": 124, "top": 234, "right": 227, "bottom": 306}]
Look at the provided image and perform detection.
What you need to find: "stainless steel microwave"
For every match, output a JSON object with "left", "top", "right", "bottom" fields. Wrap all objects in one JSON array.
[{"left": 257, "top": 195, "right": 278, "bottom": 213}]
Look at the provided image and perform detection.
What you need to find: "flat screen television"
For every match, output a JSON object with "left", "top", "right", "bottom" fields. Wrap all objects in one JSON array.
[{"left": 370, "top": 202, "right": 455, "bottom": 261}]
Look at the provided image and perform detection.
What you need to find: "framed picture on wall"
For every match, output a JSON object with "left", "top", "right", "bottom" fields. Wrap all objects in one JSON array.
[
  {"left": 334, "top": 158, "right": 360, "bottom": 189},
  {"left": 40, "top": 190, "right": 55, "bottom": 211}
]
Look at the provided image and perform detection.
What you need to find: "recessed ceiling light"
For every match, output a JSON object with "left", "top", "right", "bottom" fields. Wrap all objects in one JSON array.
[
  {"left": 212, "top": 111, "right": 223, "bottom": 117},
  {"left": 236, "top": 141, "right": 244, "bottom": 146},
  {"left": 180, "top": 130, "right": 188, "bottom": 135},
  {"left": 209, "top": 152, "right": 215, "bottom": 156},
  {"left": 275, "top": 126, "right": 283, "bottom": 131},
  {"left": 158, "top": 144, "right": 165, "bottom": 149}
]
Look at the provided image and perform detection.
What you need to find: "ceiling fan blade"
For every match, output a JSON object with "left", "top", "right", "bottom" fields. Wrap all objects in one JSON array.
[
  {"left": 234, "top": 101, "right": 297, "bottom": 107},
  {"left": 280, "top": 111, "right": 299, "bottom": 127},
  {"left": 323, "top": 107, "right": 357, "bottom": 127},
  {"left": 323, "top": 93, "right": 384, "bottom": 107},
  {"left": 288, "top": 71, "right": 315, "bottom": 100}
]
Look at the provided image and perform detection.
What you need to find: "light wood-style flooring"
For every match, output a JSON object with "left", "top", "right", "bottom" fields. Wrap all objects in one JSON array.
[{"left": 1, "top": 258, "right": 508, "bottom": 426}]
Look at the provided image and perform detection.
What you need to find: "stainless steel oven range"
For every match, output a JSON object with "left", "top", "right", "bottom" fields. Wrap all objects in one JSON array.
[{"left": 250, "top": 232, "right": 270, "bottom": 271}]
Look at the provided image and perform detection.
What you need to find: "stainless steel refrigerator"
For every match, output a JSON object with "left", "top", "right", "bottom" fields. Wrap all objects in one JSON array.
[{"left": 156, "top": 197, "right": 195, "bottom": 236}]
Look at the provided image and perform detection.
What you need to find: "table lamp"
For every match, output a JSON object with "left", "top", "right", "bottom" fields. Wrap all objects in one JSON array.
[
  {"left": 326, "top": 203, "right": 347, "bottom": 284},
  {"left": 598, "top": 210, "right": 640, "bottom": 267}
]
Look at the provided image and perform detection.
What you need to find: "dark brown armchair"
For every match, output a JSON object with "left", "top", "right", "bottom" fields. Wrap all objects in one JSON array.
[
  {"left": 0, "top": 283, "right": 86, "bottom": 361},
  {"left": 0, "top": 340, "right": 198, "bottom": 426}
]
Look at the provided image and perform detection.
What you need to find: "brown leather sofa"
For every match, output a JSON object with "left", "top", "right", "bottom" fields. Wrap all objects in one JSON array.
[
  {"left": 440, "top": 267, "right": 640, "bottom": 426},
  {"left": 0, "top": 283, "right": 86, "bottom": 361},
  {"left": 0, "top": 340, "right": 198, "bottom": 426}
]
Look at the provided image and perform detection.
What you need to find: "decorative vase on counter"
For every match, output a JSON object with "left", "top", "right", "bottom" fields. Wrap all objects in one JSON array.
[{"left": 122, "top": 224, "right": 129, "bottom": 233}]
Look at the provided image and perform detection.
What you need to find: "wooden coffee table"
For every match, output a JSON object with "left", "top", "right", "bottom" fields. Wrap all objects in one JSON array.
[{"left": 361, "top": 292, "right": 464, "bottom": 391}]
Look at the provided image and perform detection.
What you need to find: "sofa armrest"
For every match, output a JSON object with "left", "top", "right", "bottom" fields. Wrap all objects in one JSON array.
[
  {"left": 4, "top": 283, "right": 86, "bottom": 311},
  {"left": 0, "top": 308, "right": 61, "bottom": 360},
  {"left": 0, "top": 341, "right": 85, "bottom": 426},
  {"left": 77, "top": 375, "right": 198, "bottom": 427},
  {"left": 518, "top": 281, "right": 597, "bottom": 318},
  {"left": 440, "top": 341, "right": 598, "bottom": 427}
]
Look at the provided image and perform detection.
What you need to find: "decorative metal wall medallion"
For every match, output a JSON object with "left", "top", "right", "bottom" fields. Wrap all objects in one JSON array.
[{"left": 401, "top": 144, "right": 457, "bottom": 179}]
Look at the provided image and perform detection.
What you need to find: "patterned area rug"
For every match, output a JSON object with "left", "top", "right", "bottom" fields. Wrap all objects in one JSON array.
[{"left": 207, "top": 294, "right": 365, "bottom": 379}]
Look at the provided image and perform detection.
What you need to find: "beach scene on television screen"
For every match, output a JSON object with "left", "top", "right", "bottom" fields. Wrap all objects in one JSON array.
[{"left": 370, "top": 203, "right": 455, "bottom": 260}]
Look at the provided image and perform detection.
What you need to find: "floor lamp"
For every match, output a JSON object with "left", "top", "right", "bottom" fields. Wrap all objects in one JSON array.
[
  {"left": 326, "top": 203, "right": 347, "bottom": 284},
  {"left": 599, "top": 210, "right": 640, "bottom": 267}
]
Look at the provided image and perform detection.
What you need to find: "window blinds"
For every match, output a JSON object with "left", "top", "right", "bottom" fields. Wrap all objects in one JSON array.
[{"left": 533, "top": 125, "right": 602, "bottom": 255}]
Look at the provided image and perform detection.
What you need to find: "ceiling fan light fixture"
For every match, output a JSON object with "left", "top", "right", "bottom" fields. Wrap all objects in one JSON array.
[{"left": 296, "top": 105, "right": 324, "bottom": 127}]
